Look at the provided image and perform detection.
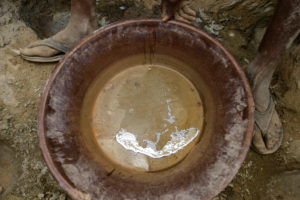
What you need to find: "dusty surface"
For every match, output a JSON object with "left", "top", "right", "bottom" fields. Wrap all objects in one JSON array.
[{"left": 0, "top": 0, "right": 299, "bottom": 199}]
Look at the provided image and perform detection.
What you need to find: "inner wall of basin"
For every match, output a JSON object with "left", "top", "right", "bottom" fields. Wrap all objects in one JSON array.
[{"left": 81, "top": 54, "right": 206, "bottom": 172}]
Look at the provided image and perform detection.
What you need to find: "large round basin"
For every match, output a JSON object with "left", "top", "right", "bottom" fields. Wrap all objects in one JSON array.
[{"left": 38, "top": 19, "right": 254, "bottom": 200}]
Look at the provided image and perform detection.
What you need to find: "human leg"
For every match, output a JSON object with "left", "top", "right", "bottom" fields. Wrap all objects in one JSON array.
[
  {"left": 20, "top": 0, "right": 97, "bottom": 62},
  {"left": 246, "top": 0, "right": 300, "bottom": 154}
]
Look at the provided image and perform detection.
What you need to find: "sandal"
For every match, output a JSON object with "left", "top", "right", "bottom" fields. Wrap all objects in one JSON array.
[
  {"left": 252, "top": 96, "right": 283, "bottom": 154},
  {"left": 18, "top": 38, "right": 70, "bottom": 63}
]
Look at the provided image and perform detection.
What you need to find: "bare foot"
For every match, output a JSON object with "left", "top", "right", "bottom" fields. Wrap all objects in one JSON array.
[
  {"left": 20, "top": 15, "right": 97, "bottom": 58},
  {"left": 162, "top": 0, "right": 196, "bottom": 23}
]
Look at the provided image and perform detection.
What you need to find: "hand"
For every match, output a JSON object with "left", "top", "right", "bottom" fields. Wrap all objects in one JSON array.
[{"left": 161, "top": 0, "right": 196, "bottom": 23}]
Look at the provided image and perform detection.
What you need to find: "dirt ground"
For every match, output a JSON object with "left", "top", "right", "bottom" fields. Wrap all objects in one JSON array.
[{"left": 0, "top": 0, "right": 299, "bottom": 199}]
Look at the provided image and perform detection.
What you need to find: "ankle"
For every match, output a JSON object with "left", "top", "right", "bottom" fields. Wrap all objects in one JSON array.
[
  {"left": 53, "top": 17, "right": 96, "bottom": 46},
  {"left": 70, "top": 15, "right": 96, "bottom": 33},
  {"left": 253, "top": 80, "right": 271, "bottom": 112}
]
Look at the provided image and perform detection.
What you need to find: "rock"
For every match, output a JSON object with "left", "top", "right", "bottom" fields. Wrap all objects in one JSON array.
[
  {"left": 0, "top": 119, "right": 8, "bottom": 130},
  {"left": 58, "top": 194, "right": 66, "bottom": 200},
  {"left": 204, "top": 21, "right": 224, "bottom": 35},
  {"left": 49, "top": 192, "right": 59, "bottom": 200},
  {"left": 37, "top": 193, "right": 44, "bottom": 199},
  {"left": 99, "top": 17, "right": 108, "bottom": 27},
  {"left": 0, "top": 12, "right": 13, "bottom": 25}
]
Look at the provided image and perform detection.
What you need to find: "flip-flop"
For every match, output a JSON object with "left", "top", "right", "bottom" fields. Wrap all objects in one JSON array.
[
  {"left": 18, "top": 38, "right": 70, "bottom": 63},
  {"left": 251, "top": 96, "right": 283, "bottom": 154}
]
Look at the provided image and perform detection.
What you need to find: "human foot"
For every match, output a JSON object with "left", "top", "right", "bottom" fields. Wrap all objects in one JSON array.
[
  {"left": 246, "top": 0, "right": 300, "bottom": 154},
  {"left": 20, "top": 14, "right": 96, "bottom": 62},
  {"left": 249, "top": 73, "right": 283, "bottom": 154},
  {"left": 161, "top": 0, "right": 196, "bottom": 23},
  {"left": 252, "top": 96, "right": 283, "bottom": 154}
]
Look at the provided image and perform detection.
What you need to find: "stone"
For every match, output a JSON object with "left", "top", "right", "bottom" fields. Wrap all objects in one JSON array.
[
  {"left": 0, "top": 120, "right": 8, "bottom": 130},
  {"left": 37, "top": 193, "right": 44, "bottom": 199},
  {"left": 0, "top": 12, "right": 12, "bottom": 25},
  {"left": 49, "top": 192, "right": 59, "bottom": 200},
  {"left": 58, "top": 194, "right": 66, "bottom": 200}
]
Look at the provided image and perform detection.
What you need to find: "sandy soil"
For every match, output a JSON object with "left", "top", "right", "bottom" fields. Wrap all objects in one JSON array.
[{"left": 0, "top": 0, "right": 299, "bottom": 199}]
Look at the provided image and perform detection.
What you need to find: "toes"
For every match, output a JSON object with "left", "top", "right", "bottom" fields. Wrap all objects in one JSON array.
[
  {"left": 178, "top": 7, "right": 196, "bottom": 22},
  {"left": 161, "top": 0, "right": 195, "bottom": 23},
  {"left": 264, "top": 111, "right": 283, "bottom": 150},
  {"left": 181, "top": 1, "right": 196, "bottom": 17},
  {"left": 182, "top": 5, "right": 196, "bottom": 17},
  {"left": 252, "top": 125, "right": 269, "bottom": 154},
  {"left": 174, "top": 12, "right": 191, "bottom": 23},
  {"left": 252, "top": 110, "right": 283, "bottom": 154},
  {"left": 175, "top": 0, "right": 196, "bottom": 23}
]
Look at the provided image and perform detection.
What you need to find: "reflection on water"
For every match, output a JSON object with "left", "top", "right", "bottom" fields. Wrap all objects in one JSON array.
[
  {"left": 116, "top": 97, "right": 200, "bottom": 158},
  {"left": 116, "top": 127, "right": 199, "bottom": 159},
  {"left": 164, "top": 98, "right": 176, "bottom": 124}
]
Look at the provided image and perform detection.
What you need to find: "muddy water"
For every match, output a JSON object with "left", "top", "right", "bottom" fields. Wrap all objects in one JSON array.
[{"left": 81, "top": 55, "right": 205, "bottom": 172}]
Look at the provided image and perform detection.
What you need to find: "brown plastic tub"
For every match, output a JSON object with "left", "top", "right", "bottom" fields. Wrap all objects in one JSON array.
[{"left": 38, "top": 19, "right": 254, "bottom": 200}]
